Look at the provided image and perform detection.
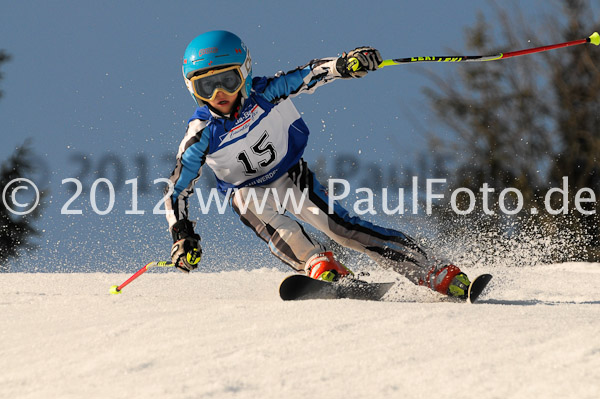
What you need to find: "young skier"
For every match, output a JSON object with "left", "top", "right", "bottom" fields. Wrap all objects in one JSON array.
[{"left": 165, "top": 30, "right": 471, "bottom": 298}]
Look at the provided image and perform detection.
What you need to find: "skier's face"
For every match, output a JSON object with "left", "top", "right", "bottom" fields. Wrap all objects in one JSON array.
[{"left": 207, "top": 90, "right": 239, "bottom": 115}]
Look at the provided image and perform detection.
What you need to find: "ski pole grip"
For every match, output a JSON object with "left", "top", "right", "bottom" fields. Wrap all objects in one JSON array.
[
  {"left": 348, "top": 57, "right": 387, "bottom": 71},
  {"left": 347, "top": 57, "right": 360, "bottom": 72}
]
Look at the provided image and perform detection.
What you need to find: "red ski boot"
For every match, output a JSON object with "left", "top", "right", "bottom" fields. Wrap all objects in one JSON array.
[{"left": 421, "top": 264, "right": 471, "bottom": 299}]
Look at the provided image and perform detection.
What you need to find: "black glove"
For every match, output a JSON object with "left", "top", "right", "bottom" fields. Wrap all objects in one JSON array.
[
  {"left": 336, "top": 46, "right": 382, "bottom": 78},
  {"left": 170, "top": 219, "right": 202, "bottom": 273}
]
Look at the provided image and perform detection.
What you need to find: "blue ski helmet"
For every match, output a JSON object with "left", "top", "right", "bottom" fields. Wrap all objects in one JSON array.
[{"left": 182, "top": 30, "right": 252, "bottom": 107}]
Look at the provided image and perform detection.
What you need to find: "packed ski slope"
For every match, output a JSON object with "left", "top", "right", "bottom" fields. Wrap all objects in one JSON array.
[{"left": 1, "top": 263, "right": 599, "bottom": 399}]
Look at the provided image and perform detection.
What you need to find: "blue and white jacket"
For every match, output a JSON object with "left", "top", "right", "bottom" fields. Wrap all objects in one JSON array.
[{"left": 165, "top": 57, "right": 344, "bottom": 228}]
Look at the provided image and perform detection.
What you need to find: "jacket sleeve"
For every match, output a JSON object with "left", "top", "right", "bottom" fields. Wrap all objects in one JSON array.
[
  {"left": 164, "top": 119, "right": 210, "bottom": 231},
  {"left": 255, "top": 57, "right": 345, "bottom": 104}
]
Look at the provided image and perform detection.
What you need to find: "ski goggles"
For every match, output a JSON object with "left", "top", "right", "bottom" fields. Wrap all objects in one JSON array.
[{"left": 190, "top": 65, "right": 244, "bottom": 102}]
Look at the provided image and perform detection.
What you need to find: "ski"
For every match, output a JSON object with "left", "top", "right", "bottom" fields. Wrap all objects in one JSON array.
[
  {"left": 467, "top": 274, "right": 493, "bottom": 303},
  {"left": 279, "top": 274, "right": 394, "bottom": 301},
  {"left": 279, "top": 273, "right": 492, "bottom": 303}
]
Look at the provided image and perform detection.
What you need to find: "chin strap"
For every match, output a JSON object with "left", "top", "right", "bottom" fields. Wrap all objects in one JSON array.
[{"left": 231, "top": 95, "right": 243, "bottom": 119}]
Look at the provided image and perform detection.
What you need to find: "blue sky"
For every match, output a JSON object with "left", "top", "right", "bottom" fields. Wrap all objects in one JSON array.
[{"left": 0, "top": 0, "right": 589, "bottom": 271}]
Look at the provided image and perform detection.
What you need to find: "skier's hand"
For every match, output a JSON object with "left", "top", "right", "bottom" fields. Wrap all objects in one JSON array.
[
  {"left": 170, "top": 219, "right": 202, "bottom": 273},
  {"left": 171, "top": 237, "right": 202, "bottom": 272},
  {"left": 336, "top": 47, "right": 382, "bottom": 78}
]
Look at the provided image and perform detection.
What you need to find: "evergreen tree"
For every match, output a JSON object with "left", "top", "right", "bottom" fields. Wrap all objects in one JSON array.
[
  {"left": 0, "top": 51, "right": 44, "bottom": 271},
  {"left": 0, "top": 142, "right": 43, "bottom": 270},
  {"left": 546, "top": 0, "right": 600, "bottom": 256},
  {"left": 422, "top": 1, "right": 600, "bottom": 262}
]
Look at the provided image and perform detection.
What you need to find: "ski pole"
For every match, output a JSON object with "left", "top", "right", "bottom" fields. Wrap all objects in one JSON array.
[
  {"left": 348, "top": 31, "right": 600, "bottom": 71},
  {"left": 109, "top": 261, "right": 174, "bottom": 295}
]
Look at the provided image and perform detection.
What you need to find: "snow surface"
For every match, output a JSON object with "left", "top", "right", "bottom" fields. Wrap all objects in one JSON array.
[{"left": 1, "top": 263, "right": 599, "bottom": 399}]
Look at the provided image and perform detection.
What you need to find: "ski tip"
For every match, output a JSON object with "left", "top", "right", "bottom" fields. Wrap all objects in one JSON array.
[
  {"left": 467, "top": 274, "right": 493, "bottom": 304},
  {"left": 109, "top": 285, "right": 121, "bottom": 295},
  {"left": 589, "top": 32, "right": 600, "bottom": 46}
]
